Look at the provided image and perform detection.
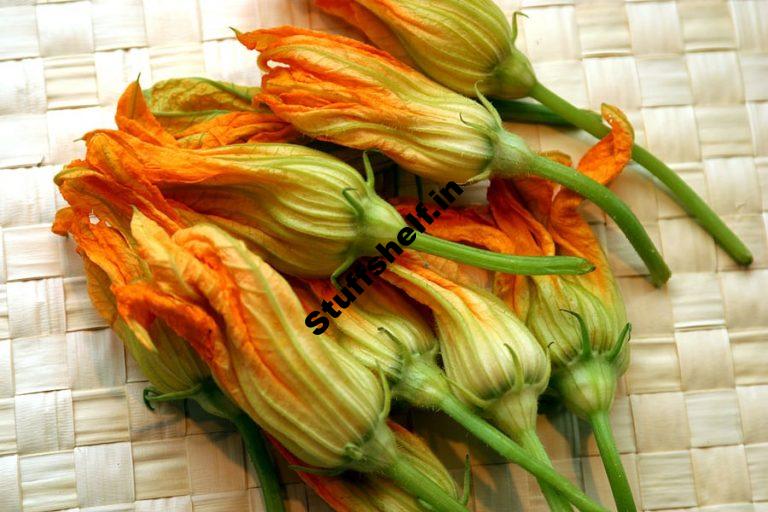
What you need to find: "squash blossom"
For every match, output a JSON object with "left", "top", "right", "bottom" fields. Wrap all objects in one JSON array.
[
  {"left": 123, "top": 212, "right": 468, "bottom": 512},
  {"left": 387, "top": 257, "right": 550, "bottom": 435},
  {"left": 313, "top": 0, "right": 752, "bottom": 269},
  {"left": 52, "top": 208, "right": 209, "bottom": 398},
  {"left": 52, "top": 199, "right": 285, "bottom": 512},
  {"left": 52, "top": 151, "right": 205, "bottom": 397},
  {"left": 75, "top": 128, "right": 591, "bottom": 280},
  {"left": 315, "top": 0, "right": 534, "bottom": 99},
  {"left": 485, "top": 106, "right": 637, "bottom": 512},
  {"left": 303, "top": 272, "right": 605, "bottom": 512},
  {"left": 385, "top": 255, "right": 607, "bottom": 511},
  {"left": 304, "top": 279, "right": 437, "bottom": 383},
  {"left": 276, "top": 421, "right": 463, "bottom": 512},
  {"left": 237, "top": 27, "right": 669, "bottom": 285}
]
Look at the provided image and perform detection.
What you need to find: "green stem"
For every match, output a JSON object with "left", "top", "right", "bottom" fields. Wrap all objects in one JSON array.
[
  {"left": 529, "top": 155, "right": 670, "bottom": 286},
  {"left": 517, "top": 429, "right": 573, "bottom": 512},
  {"left": 191, "top": 381, "right": 285, "bottom": 512},
  {"left": 438, "top": 394, "right": 606, "bottom": 512},
  {"left": 493, "top": 99, "right": 570, "bottom": 126},
  {"left": 382, "top": 457, "right": 469, "bottom": 512},
  {"left": 527, "top": 82, "right": 753, "bottom": 267},
  {"left": 589, "top": 411, "right": 637, "bottom": 512},
  {"left": 230, "top": 413, "right": 286, "bottom": 512},
  {"left": 410, "top": 233, "right": 595, "bottom": 276}
]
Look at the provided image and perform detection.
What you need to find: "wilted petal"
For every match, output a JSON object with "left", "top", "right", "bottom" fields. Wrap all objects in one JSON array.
[
  {"left": 54, "top": 163, "right": 182, "bottom": 236},
  {"left": 115, "top": 281, "right": 223, "bottom": 365},
  {"left": 53, "top": 205, "right": 210, "bottom": 396},
  {"left": 145, "top": 77, "right": 259, "bottom": 129},
  {"left": 315, "top": 1, "right": 415, "bottom": 66},
  {"left": 115, "top": 81, "right": 179, "bottom": 147},
  {"left": 174, "top": 111, "right": 299, "bottom": 148},
  {"left": 549, "top": 105, "right": 634, "bottom": 280}
]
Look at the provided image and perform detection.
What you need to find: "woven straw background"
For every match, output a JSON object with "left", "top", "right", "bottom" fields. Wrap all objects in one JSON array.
[{"left": 0, "top": 0, "right": 767, "bottom": 510}]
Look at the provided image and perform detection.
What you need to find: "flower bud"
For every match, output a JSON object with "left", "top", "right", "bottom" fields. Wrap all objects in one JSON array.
[
  {"left": 315, "top": 0, "right": 536, "bottom": 99},
  {"left": 385, "top": 256, "right": 549, "bottom": 434},
  {"left": 52, "top": 206, "right": 209, "bottom": 397},
  {"left": 527, "top": 278, "right": 627, "bottom": 370},
  {"left": 523, "top": 267, "right": 629, "bottom": 419},
  {"left": 278, "top": 421, "right": 460, "bottom": 512},
  {"left": 79, "top": 129, "right": 405, "bottom": 278},
  {"left": 238, "top": 26, "right": 512, "bottom": 183},
  {"left": 307, "top": 279, "right": 437, "bottom": 381},
  {"left": 125, "top": 212, "right": 397, "bottom": 471}
]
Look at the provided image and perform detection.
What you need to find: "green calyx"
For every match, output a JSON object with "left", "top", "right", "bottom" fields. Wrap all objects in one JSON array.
[
  {"left": 485, "top": 386, "right": 541, "bottom": 439},
  {"left": 549, "top": 312, "right": 631, "bottom": 419},
  {"left": 551, "top": 314, "right": 638, "bottom": 512},
  {"left": 481, "top": 48, "right": 536, "bottom": 100},
  {"left": 143, "top": 383, "right": 203, "bottom": 411},
  {"left": 484, "top": 343, "right": 548, "bottom": 438},
  {"left": 391, "top": 350, "right": 453, "bottom": 410},
  {"left": 332, "top": 153, "right": 409, "bottom": 283},
  {"left": 479, "top": 12, "right": 537, "bottom": 100},
  {"left": 340, "top": 422, "right": 470, "bottom": 512}
]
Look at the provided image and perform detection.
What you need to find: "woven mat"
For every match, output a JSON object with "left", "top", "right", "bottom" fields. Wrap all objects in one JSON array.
[{"left": 1, "top": 0, "right": 767, "bottom": 510}]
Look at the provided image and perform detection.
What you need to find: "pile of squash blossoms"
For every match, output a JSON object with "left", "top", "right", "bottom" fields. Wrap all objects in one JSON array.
[{"left": 52, "top": 1, "right": 751, "bottom": 511}]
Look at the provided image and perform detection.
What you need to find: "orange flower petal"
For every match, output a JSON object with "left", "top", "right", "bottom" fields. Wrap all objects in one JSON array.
[
  {"left": 393, "top": 199, "right": 518, "bottom": 291},
  {"left": 547, "top": 105, "right": 633, "bottom": 286},
  {"left": 64, "top": 209, "right": 146, "bottom": 286},
  {"left": 54, "top": 206, "right": 148, "bottom": 325},
  {"left": 82, "top": 256, "right": 120, "bottom": 324},
  {"left": 315, "top": 0, "right": 417, "bottom": 66},
  {"left": 487, "top": 179, "right": 555, "bottom": 257},
  {"left": 55, "top": 163, "right": 182, "bottom": 236},
  {"left": 237, "top": 26, "right": 411, "bottom": 73},
  {"left": 114, "top": 281, "right": 223, "bottom": 364},
  {"left": 174, "top": 111, "right": 299, "bottom": 148},
  {"left": 115, "top": 81, "right": 179, "bottom": 147},
  {"left": 52, "top": 207, "right": 74, "bottom": 237}
]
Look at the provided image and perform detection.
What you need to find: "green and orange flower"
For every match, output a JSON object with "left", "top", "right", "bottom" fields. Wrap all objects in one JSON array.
[
  {"left": 119, "top": 212, "right": 468, "bottom": 512},
  {"left": 315, "top": 0, "right": 535, "bottom": 99}
]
